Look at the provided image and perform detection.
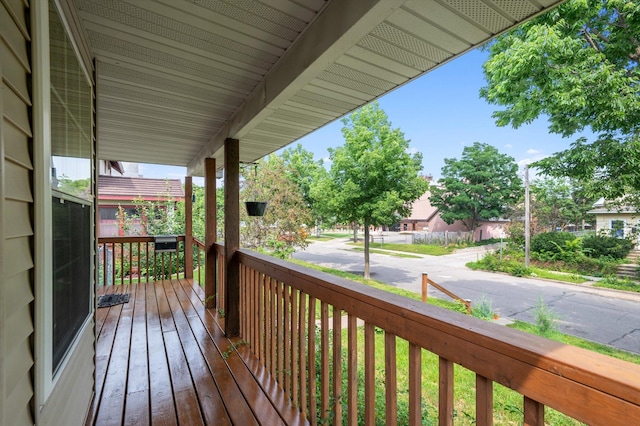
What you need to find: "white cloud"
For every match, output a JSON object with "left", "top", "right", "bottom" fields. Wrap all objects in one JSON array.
[
  {"left": 406, "top": 147, "right": 419, "bottom": 155},
  {"left": 505, "top": 144, "right": 513, "bottom": 149},
  {"left": 526, "top": 148, "right": 541, "bottom": 154}
]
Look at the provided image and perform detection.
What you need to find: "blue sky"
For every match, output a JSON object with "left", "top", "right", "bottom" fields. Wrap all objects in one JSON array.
[{"left": 140, "top": 48, "right": 586, "bottom": 184}]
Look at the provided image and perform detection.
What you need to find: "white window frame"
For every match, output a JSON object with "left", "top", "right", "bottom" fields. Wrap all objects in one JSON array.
[{"left": 33, "top": 0, "right": 95, "bottom": 415}]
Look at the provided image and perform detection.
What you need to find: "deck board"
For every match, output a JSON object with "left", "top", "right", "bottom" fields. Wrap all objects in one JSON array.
[{"left": 87, "top": 279, "right": 306, "bottom": 426}]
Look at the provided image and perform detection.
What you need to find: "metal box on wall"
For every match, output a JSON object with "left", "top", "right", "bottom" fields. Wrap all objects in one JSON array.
[{"left": 154, "top": 235, "right": 178, "bottom": 252}]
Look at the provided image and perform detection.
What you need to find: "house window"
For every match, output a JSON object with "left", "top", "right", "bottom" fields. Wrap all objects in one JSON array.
[
  {"left": 49, "top": 0, "right": 94, "bottom": 374},
  {"left": 610, "top": 219, "right": 625, "bottom": 238}
]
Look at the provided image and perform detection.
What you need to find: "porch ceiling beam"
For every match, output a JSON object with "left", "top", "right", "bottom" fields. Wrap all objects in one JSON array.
[{"left": 186, "top": 0, "right": 405, "bottom": 176}]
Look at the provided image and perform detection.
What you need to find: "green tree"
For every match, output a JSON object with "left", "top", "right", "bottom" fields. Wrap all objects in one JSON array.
[
  {"left": 530, "top": 176, "right": 595, "bottom": 232},
  {"left": 480, "top": 0, "right": 640, "bottom": 204},
  {"left": 241, "top": 155, "right": 312, "bottom": 259},
  {"left": 430, "top": 142, "right": 522, "bottom": 234},
  {"left": 280, "top": 144, "right": 331, "bottom": 233},
  {"left": 313, "top": 101, "right": 428, "bottom": 279}
]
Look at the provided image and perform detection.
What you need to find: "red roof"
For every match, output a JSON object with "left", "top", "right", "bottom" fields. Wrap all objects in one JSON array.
[{"left": 98, "top": 175, "right": 184, "bottom": 202}]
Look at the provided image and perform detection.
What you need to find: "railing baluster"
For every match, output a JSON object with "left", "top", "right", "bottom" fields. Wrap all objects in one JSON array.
[
  {"left": 102, "top": 242, "right": 107, "bottom": 286},
  {"left": 110, "top": 243, "right": 115, "bottom": 286},
  {"left": 136, "top": 242, "right": 140, "bottom": 283},
  {"left": 252, "top": 268, "right": 258, "bottom": 354},
  {"left": 277, "top": 280, "right": 284, "bottom": 386},
  {"left": 385, "top": 332, "right": 397, "bottom": 426},
  {"left": 270, "top": 277, "right": 277, "bottom": 379},
  {"left": 439, "top": 357, "right": 454, "bottom": 426},
  {"left": 332, "top": 307, "right": 343, "bottom": 426},
  {"left": 308, "top": 296, "right": 317, "bottom": 424},
  {"left": 258, "top": 272, "right": 265, "bottom": 362},
  {"left": 524, "top": 396, "right": 544, "bottom": 426},
  {"left": 129, "top": 242, "right": 133, "bottom": 283},
  {"left": 145, "top": 242, "right": 149, "bottom": 283},
  {"left": 348, "top": 314, "right": 357, "bottom": 426},
  {"left": 409, "top": 343, "right": 422, "bottom": 425},
  {"left": 264, "top": 273, "right": 271, "bottom": 371},
  {"left": 321, "top": 301, "right": 330, "bottom": 421},
  {"left": 284, "top": 283, "right": 291, "bottom": 398},
  {"left": 291, "top": 287, "right": 299, "bottom": 407},
  {"left": 365, "top": 322, "right": 375, "bottom": 425},
  {"left": 299, "top": 291, "right": 307, "bottom": 420},
  {"left": 120, "top": 242, "right": 124, "bottom": 285},
  {"left": 476, "top": 374, "right": 493, "bottom": 426},
  {"left": 243, "top": 265, "right": 249, "bottom": 349}
]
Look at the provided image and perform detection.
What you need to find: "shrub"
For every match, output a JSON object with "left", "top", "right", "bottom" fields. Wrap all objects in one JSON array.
[
  {"left": 472, "top": 295, "right": 495, "bottom": 320},
  {"left": 534, "top": 296, "right": 559, "bottom": 336},
  {"left": 582, "top": 235, "right": 634, "bottom": 260},
  {"left": 509, "top": 262, "right": 531, "bottom": 277},
  {"left": 531, "top": 232, "right": 577, "bottom": 257}
]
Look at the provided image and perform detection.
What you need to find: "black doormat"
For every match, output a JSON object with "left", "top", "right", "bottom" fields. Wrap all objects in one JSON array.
[{"left": 97, "top": 293, "right": 130, "bottom": 308}]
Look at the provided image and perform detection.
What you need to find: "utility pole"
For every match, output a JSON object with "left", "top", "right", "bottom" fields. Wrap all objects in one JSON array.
[{"left": 525, "top": 164, "right": 530, "bottom": 268}]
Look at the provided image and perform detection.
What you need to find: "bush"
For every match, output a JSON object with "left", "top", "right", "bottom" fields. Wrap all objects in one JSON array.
[
  {"left": 582, "top": 235, "right": 634, "bottom": 260},
  {"left": 509, "top": 262, "right": 531, "bottom": 277},
  {"left": 531, "top": 232, "right": 577, "bottom": 256},
  {"left": 534, "top": 296, "right": 559, "bottom": 336}
]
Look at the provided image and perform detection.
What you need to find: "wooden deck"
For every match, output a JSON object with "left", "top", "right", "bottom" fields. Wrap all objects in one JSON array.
[{"left": 85, "top": 279, "right": 306, "bottom": 426}]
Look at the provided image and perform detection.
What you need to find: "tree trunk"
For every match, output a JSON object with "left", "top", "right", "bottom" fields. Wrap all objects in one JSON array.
[
  {"left": 353, "top": 223, "right": 358, "bottom": 242},
  {"left": 364, "top": 224, "right": 370, "bottom": 279}
]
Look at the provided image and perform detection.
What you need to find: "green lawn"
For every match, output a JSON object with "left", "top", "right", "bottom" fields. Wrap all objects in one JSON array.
[
  {"left": 347, "top": 241, "right": 454, "bottom": 256},
  {"left": 349, "top": 246, "right": 422, "bottom": 258}
]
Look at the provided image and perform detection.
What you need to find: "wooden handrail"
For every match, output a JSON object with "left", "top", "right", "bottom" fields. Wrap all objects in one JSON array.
[
  {"left": 227, "top": 247, "right": 640, "bottom": 425},
  {"left": 422, "top": 272, "right": 471, "bottom": 315},
  {"left": 97, "top": 235, "right": 187, "bottom": 285}
]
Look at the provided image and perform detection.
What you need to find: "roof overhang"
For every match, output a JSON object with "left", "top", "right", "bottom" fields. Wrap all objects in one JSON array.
[{"left": 75, "top": 0, "right": 566, "bottom": 176}]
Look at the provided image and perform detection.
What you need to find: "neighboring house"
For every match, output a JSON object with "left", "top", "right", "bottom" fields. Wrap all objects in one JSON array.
[
  {"left": 588, "top": 198, "right": 639, "bottom": 245},
  {"left": 98, "top": 175, "right": 185, "bottom": 237},
  {"left": 400, "top": 190, "right": 508, "bottom": 241}
]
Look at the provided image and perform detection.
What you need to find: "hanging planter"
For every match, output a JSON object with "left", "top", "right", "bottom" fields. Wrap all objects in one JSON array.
[
  {"left": 245, "top": 201, "right": 268, "bottom": 217},
  {"left": 244, "top": 162, "right": 268, "bottom": 217}
]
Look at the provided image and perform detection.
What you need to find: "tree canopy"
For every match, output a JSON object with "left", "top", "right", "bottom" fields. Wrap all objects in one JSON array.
[
  {"left": 430, "top": 142, "right": 522, "bottom": 233},
  {"left": 241, "top": 155, "right": 312, "bottom": 259},
  {"left": 530, "top": 176, "right": 596, "bottom": 232},
  {"left": 313, "top": 101, "right": 428, "bottom": 278},
  {"left": 480, "top": 0, "right": 640, "bottom": 203},
  {"left": 280, "top": 144, "right": 331, "bottom": 231}
]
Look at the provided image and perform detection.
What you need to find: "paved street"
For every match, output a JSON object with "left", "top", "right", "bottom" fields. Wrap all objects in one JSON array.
[{"left": 293, "top": 233, "right": 640, "bottom": 354}]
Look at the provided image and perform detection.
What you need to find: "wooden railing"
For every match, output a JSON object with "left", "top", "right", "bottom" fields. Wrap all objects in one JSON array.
[
  {"left": 193, "top": 237, "right": 224, "bottom": 309},
  {"left": 222, "top": 245, "right": 640, "bottom": 425},
  {"left": 98, "top": 236, "right": 186, "bottom": 285},
  {"left": 193, "top": 237, "right": 206, "bottom": 286}
]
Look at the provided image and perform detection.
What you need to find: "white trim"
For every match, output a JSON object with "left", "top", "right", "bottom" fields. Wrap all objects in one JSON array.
[{"left": 33, "top": 0, "right": 54, "bottom": 415}]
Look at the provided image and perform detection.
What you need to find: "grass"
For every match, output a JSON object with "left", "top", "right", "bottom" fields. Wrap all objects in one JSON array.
[
  {"left": 306, "top": 235, "right": 335, "bottom": 242},
  {"left": 594, "top": 276, "right": 640, "bottom": 292},
  {"left": 321, "top": 232, "right": 353, "bottom": 238},
  {"left": 349, "top": 246, "right": 422, "bottom": 258},
  {"left": 529, "top": 267, "right": 588, "bottom": 283},
  {"left": 509, "top": 321, "right": 640, "bottom": 364},
  {"left": 347, "top": 241, "right": 454, "bottom": 256}
]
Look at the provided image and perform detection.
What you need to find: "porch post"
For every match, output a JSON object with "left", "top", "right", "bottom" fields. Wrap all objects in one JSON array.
[
  {"left": 184, "top": 176, "right": 193, "bottom": 279},
  {"left": 224, "top": 138, "right": 240, "bottom": 337},
  {"left": 205, "top": 158, "right": 217, "bottom": 308}
]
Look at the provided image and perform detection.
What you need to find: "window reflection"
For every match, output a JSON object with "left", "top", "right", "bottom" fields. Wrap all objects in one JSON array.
[{"left": 50, "top": 1, "right": 92, "bottom": 200}]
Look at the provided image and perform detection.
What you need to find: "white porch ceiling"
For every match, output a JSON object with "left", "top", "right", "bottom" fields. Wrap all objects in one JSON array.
[{"left": 76, "top": 0, "right": 565, "bottom": 176}]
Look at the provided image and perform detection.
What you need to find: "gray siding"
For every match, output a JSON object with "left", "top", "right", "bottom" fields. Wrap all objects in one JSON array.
[{"left": 1, "top": 0, "right": 35, "bottom": 425}]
